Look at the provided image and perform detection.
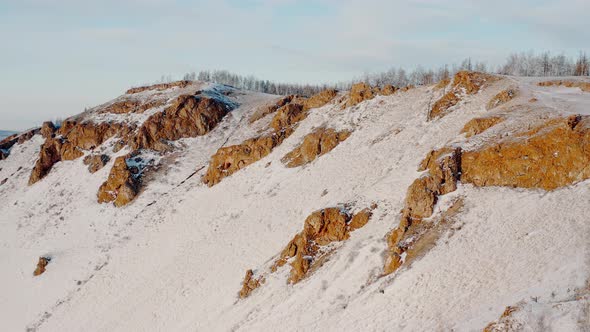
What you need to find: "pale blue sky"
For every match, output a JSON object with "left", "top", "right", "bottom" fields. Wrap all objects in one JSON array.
[{"left": 1, "top": 0, "right": 588, "bottom": 130}]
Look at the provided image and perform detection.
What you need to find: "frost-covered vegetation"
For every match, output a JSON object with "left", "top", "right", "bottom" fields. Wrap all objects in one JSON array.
[{"left": 178, "top": 51, "right": 590, "bottom": 96}]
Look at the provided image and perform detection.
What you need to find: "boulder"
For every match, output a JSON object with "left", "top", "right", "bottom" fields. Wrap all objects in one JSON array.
[{"left": 33, "top": 257, "right": 50, "bottom": 276}]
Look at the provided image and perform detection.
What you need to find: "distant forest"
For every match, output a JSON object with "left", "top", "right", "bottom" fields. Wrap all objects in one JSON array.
[{"left": 167, "top": 51, "right": 590, "bottom": 97}]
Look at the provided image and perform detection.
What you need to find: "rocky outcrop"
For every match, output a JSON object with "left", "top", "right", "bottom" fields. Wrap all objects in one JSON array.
[
  {"left": 83, "top": 154, "right": 110, "bottom": 173},
  {"left": 57, "top": 121, "right": 130, "bottom": 150},
  {"left": 239, "top": 206, "right": 373, "bottom": 298},
  {"left": 282, "top": 127, "right": 351, "bottom": 167},
  {"left": 460, "top": 116, "right": 504, "bottom": 138},
  {"left": 345, "top": 83, "right": 375, "bottom": 109},
  {"left": 273, "top": 207, "right": 372, "bottom": 284},
  {"left": 28, "top": 138, "right": 76, "bottom": 185},
  {"left": 249, "top": 95, "right": 295, "bottom": 123},
  {"left": 269, "top": 103, "right": 307, "bottom": 133},
  {"left": 434, "top": 78, "right": 451, "bottom": 89},
  {"left": 483, "top": 305, "right": 522, "bottom": 332},
  {"left": 205, "top": 89, "right": 338, "bottom": 186},
  {"left": 302, "top": 89, "right": 339, "bottom": 110},
  {"left": 126, "top": 80, "right": 192, "bottom": 94},
  {"left": 97, "top": 154, "right": 140, "bottom": 207},
  {"left": 385, "top": 113, "right": 590, "bottom": 275},
  {"left": 487, "top": 88, "right": 517, "bottom": 110},
  {"left": 384, "top": 147, "right": 462, "bottom": 275},
  {"left": 538, "top": 80, "right": 590, "bottom": 92},
  {"left": 102, "top": 99, "right": 166, "bottom": 114},
  {"left": 342, "top": 83, "right": 398, "bottom": 109},
  {"left": 132, "top": 93, "right": 233, "bottom": 151},
  {"left": 238, "top": 269, "right": 264, "bottom": 299},
  {"left": 461, "top": 115, "right": 590, "bottom": 190},
  {"left": 29, "top": 121, "right": 131, "bottom": 185},
  {"left": 429, "top": 71, "right": 498, "bottom": 120},
  {"left": 203, "top": 132, "right": 286, "bottom": 186},
  {"left": 379, "top": 84, "right": 398, "bottom": 96},
  {"left": 33, "top": 257, "right": 50, "bottom": 276},
  {"left": 40, "top": 121, "right": 57, "bottom": 139}
]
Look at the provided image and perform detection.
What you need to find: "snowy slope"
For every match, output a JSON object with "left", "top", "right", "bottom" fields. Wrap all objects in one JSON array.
[{"left": 1, "top": 77, "right": 589, "bottom": 331}]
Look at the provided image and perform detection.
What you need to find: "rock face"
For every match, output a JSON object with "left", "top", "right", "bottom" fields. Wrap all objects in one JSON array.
[
  {"left": 460, "top": 116, "right": 504, "bottom": 138},
  {"left": 272, "top": 208, "right": 372, "bottom": 285},
  {"left": 302, "top": 89, "right": 338, "bottom": 110},
  {"left": 33, "top": 257, "right": 50, "bottom": 276},
  {"left": 429, "top": 71, "right": 498, "bottom": 120},
  {"left": 462, "top": 115, "right": 590, "bottom": 190},
  {"left": 132, "top": 93, "right": 233, "bottom": 151},
  {"left": 282, "top": 127, "right": 351, "bottom": 167},
  {"left": 239, "top": 206, "right": 373, "bottom": 298},
  {"left": 538, "top": 80, "right": 590, "bottom": 92},
  {"left": 126, "top": 80, "right": 192, "bottom": 94},
  {"left": 83, "top": 154, "right": 111, "bottom": 173},
  {"left": 238, "top": 269, "right": 263, "bottom": 299},
  {"left": 269, "top": 103, "right": 307, "bottom": 133},
  {"left": 434, "top": 78, "right": 451, "bottom": 89},
  {"left": 487, "top": 88, "right": 517, "bottom": 110},
  {"left": 204, "top": 89, "right": 338, "bottom": 186},
  {"left": 202, "top": 133, "right": 286, "bottom": 186},
  {"left": 97, "top": 154, "right": 140, "bottom": 207},
  {"left": 29, "top": 122, "right": 130, "bottom": 185},
  {"left": 29, "top": 138, "right": 72, "bottom": 185},
  {"left": 102, "top": 99, "right": 165, "bottom": 114},
  {"left": 384, "top": 147, "right": 462, "bottom": 275},
  {"left": 40, "top": 121, "right": 57, "bottom": 139},
  {"left": 249, "top": 95, "right": 295, "bottom": 123},
  {"left": 342, "top": 82, "right": 399, "bottom": 109},
  {"left": 385, "top": 113, "right": 590, "bottom": 275}
]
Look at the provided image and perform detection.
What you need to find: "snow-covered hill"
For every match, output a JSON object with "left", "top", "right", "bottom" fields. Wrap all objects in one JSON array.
[{"left": 0, "top": 74, "right": 588, "bottom": 331}]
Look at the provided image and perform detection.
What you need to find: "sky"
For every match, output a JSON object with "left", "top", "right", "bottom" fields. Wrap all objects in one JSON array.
[{"left": 0, "top": 0, "right": 589, "bottom": 131}]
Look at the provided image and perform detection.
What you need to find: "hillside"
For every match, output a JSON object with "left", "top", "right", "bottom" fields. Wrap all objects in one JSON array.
[{"left": 0, "top": 73, "right": 589, "bottom": 331}]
